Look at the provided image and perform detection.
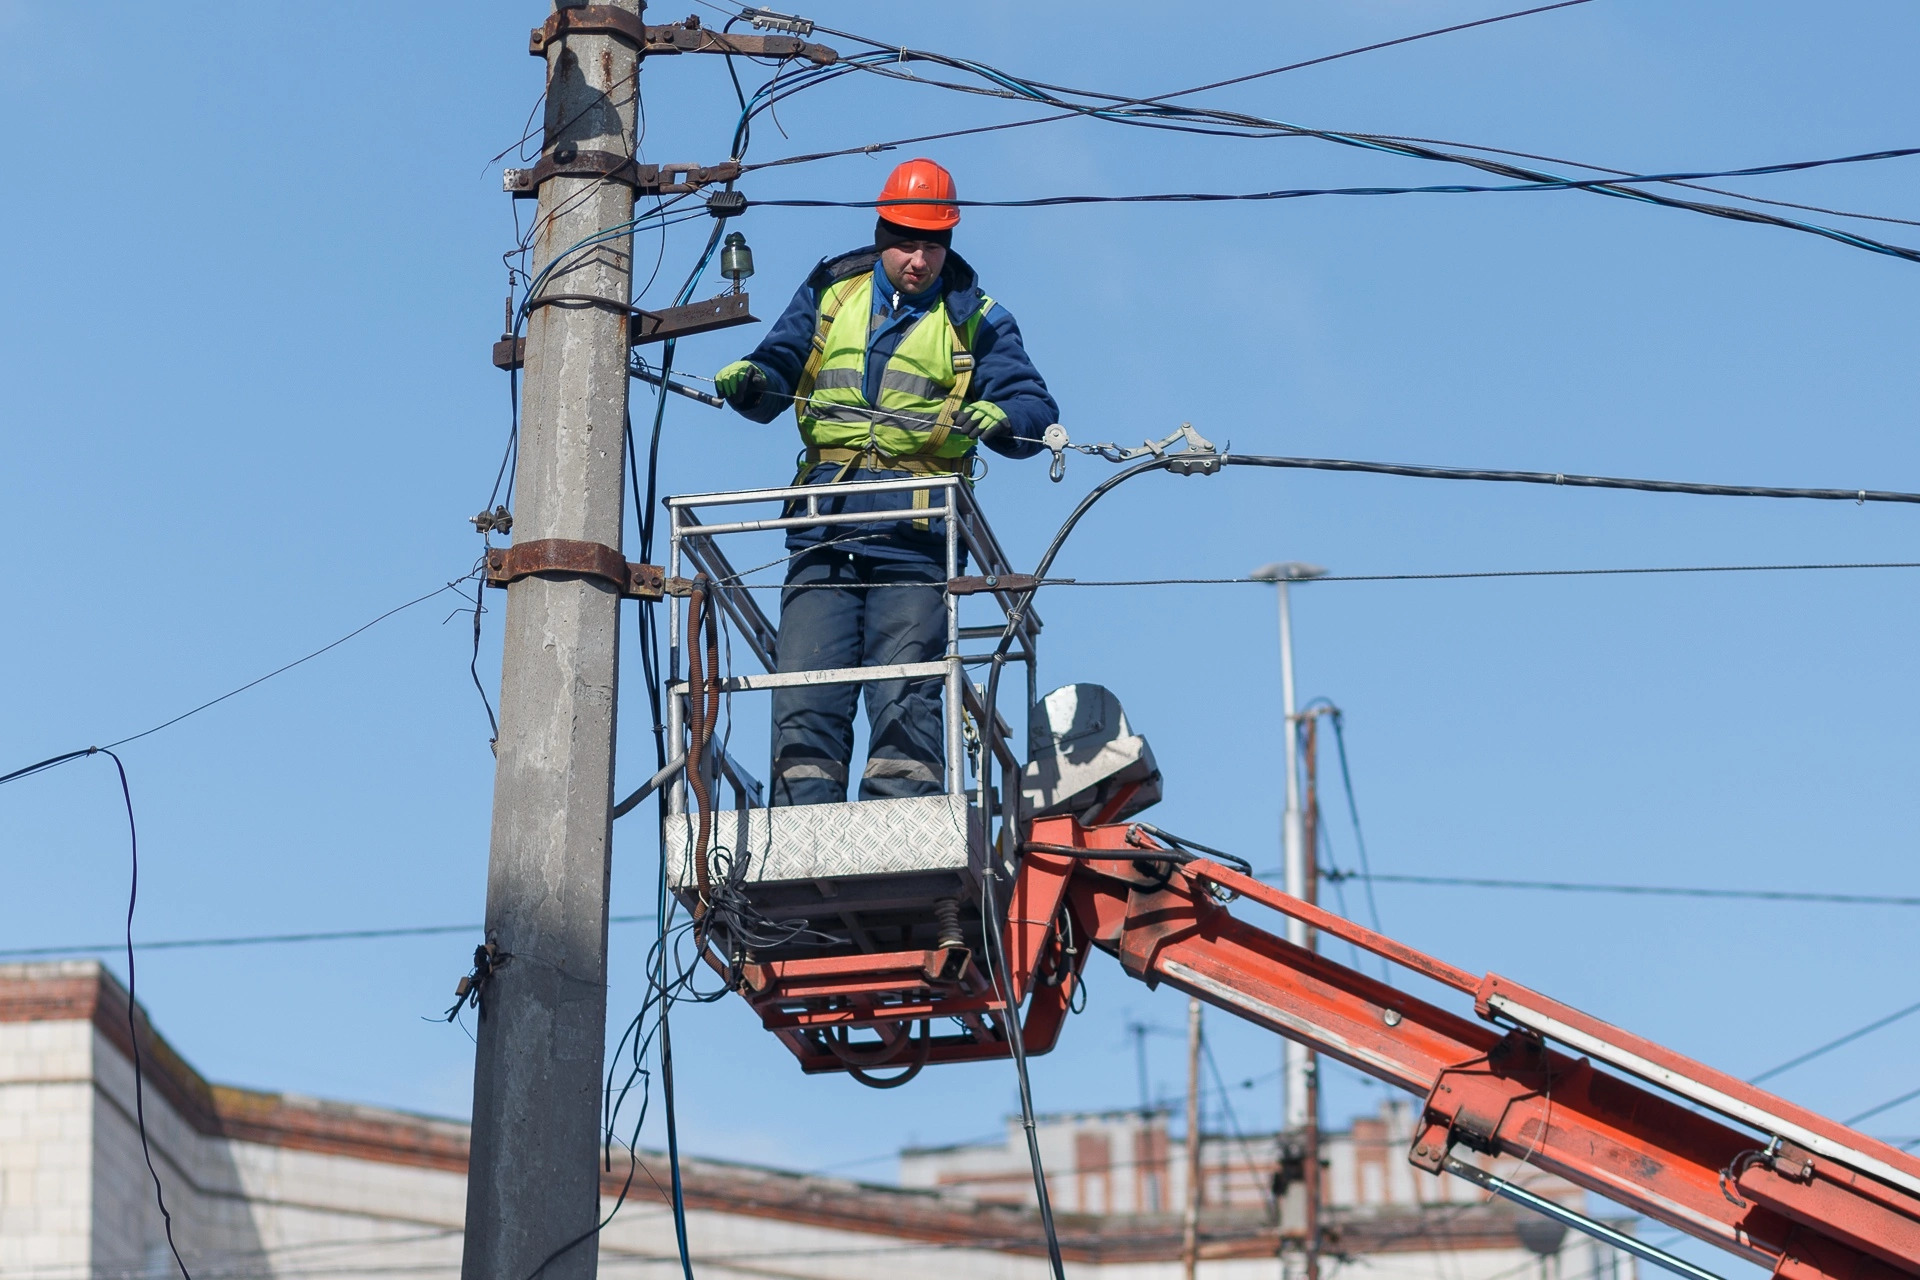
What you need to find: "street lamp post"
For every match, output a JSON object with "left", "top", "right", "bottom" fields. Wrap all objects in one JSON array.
[{"left": 1250, "top": 560, "right": 1326, "bottom": 1137}]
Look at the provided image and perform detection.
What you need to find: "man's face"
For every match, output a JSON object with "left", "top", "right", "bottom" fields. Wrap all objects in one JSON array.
[{"left": 880, "top": 240, "right": 947, "bottom": 296}]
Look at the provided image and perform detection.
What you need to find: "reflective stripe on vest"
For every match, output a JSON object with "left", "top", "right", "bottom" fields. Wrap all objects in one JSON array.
[{"left": 794, "top": 271, "right": 988, "bottom": 464}]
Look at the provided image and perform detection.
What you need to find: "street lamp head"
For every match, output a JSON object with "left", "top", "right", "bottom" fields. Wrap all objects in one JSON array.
[{"left": 1250, "top": 560, "right": 1327, "bottom": 582}]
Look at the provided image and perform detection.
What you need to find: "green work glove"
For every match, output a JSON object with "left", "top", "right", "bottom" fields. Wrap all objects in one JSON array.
[
  {"left": 957, "top": 399, "right": 1008, "bottom": 442},
  {"left": 715, "top": 359, "right": 766, "bottom": 410}
]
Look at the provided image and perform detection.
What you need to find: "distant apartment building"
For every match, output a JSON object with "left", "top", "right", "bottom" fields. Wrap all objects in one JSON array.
[
  {"left": 2, "top": 961, "right": 1637, "bottom": 1280},
  {"left": 905, "top": 1103, "right": 1637, "bottom": 1277}
]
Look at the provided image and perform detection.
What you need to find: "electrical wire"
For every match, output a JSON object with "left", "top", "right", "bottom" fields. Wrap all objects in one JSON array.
[
  {"left": 1748, "top": 998, "right": 1920, "bottom": 1086},
  {"left": 98, "top": 749, "right": 193, "bottom": 1280},
  {"left": 1320, "top": 708, "right": 1387, "bottom": 951},
  {"left": 696, "top": 560, "right": 1920, "bottom": 591},
  {"left": 0, "top": 578, "right": 476, "bottom": 791},
  {"left": 1845, "top": 1086, "right": 1920, "bottom": 1128},
  {"left": 852, "top": 445, "right": 1920, "bottom": 689},
  {"left": 977, "top": 867, "right": 1069, "bottom": 1280},
  {"left": 1365, "top": 131, "right": 1920, "bottom": 229},
  {"left": 0, "top": 915, "right": 661, "bottom": 961},
  {"left": 745, "top": 147, "right": 1920, "bottom": 266},
  {"left": 1011, "top": 561, "right": 1920, "bottom": 587},
  {"left": 733, "top": 17, "right": 1920, "bottom": 263},
  {"left": 1328, "top": 872, "right": 1920, "bottom": 907},
  {"left": 1219, "top": 452, "right": 1920, "bottom": 504},
  {"left": 1200, "top": 1036, "right": 1280, "bottom": 1219}
]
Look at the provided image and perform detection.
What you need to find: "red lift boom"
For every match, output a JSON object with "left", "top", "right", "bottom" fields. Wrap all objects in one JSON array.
[{"left": 735, "top": 814, "right": 1920, "bottom": 1280}]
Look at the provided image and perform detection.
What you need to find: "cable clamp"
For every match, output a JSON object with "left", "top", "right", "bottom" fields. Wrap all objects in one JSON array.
[
  {"left": 706, "top": 189, "right": 748, "bottom": 219},
  {"left": 1042, "top": 422, "right": 1223, "bottom": 481},
  {"left": 444, "top": 940, "right": 509, "bottom": 1022},
  {"left": 743, "top": 6, "right": 814, "bottom": 36},
  {"left": 529, "top": 9, "right": 837, "bottom": 64},
  {"left": 484, "top": 539, "right": 665, "bottom": 601},
  {"left": 470, "top": 505, "right": 514, "bottom": 536},
  {"left": 948, "top": 573, "right": 1039, "bottom": 596}
]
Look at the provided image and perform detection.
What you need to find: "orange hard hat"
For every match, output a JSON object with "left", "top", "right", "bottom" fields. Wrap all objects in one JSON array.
[{"left": 876, "top": 158, "right": 960, "bottom": 231}]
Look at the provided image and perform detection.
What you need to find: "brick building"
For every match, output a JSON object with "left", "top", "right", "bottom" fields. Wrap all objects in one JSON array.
[{"left": 1, "top": 961, "right": 1636, "bottom": 1280}]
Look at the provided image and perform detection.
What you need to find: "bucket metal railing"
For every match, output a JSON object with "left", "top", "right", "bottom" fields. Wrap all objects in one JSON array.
[{"left": 663, "top": 475, "right": 1039, "bottom": 863}]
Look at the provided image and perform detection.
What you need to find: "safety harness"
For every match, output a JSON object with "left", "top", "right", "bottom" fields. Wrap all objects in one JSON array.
[{"left": 790, "top": 271, "right": 983, "bottom": 483}]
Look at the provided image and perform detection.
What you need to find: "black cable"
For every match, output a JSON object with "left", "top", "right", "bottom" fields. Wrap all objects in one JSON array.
[
  {"left": 1323, "top": 710, "right": 1386, "bottom": 946},
  {"left": 1845, "top": 1085, "right": 1920, "bottom": 1127},
  {"left": 1216, "top": 452, "right": 1920, "bottom": 504},
  {"left": 659, "top": 994, "right": 697, "bottom": 1280},
  {"left": 980, "top": 437, "right": 1920, "bottom": 893},
  {"left": 693, "top": 561, "right": 1920, "bottom": 590},
  {"left": 978, "top": 869, "right": 1068, "bottom": 1280},
  {"left": 1127, "top": 822, "right": 1253, "bottom": 874},
  {"left": 1327, "top": 871, "right": 1920, "bottom": 906},
  {"left": 0, "top": 914, "right": 661, "bottom": 961},
  {"left": 100, "top": 748, "right": 193, "bottom": 1280},
  {"left": 1008, "top": 561, "right": 1920, "bottom": 587},
  {"left": 632, "top": 220, "right": 732, "bottom": 1280},
  {"left": 1366, "top": 131, "right": 1920, "bottom": 229},
  {"left": 469, "top": 582, "right": 500, "bottom": 748},
  {"left": 755, "top": 107, "right": 1909, "bottom": 234},
  {"left": 1200, "top": 1036, "right": 1279, "bottom": 1218},
  {"left": 1311, "top": 815, "right": 1375, "bottom": 977},
  {"left": 0, "top": 747, "right": 95, "bottom": 788},
  {"left": 1749, "top": 998, "right": 1920, "bottom": 1086},
  {"left": 815, "top": 0, "right": 1594, "bottom": 105},
  {"left": 0, "top": 579, "right": 473, "bottom": 790},
  {"left": 749, "top": 142, "right": 1920, "bottom": 223},
  {"left": 737, "top": 27, "right": 1920, "bottom": 263},
  {"left": 998, "top": 435, "right": 1851, "bottom": 663}
]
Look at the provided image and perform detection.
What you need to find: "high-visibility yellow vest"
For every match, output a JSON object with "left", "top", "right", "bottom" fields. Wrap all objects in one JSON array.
[{"left": 791, "top": 271, "right": 991, "bottom": 477}]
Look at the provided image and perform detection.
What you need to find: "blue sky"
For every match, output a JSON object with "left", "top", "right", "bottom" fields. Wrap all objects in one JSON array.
[{"left": 4, "top": 2, "right": 1917, "bottom": 1270}]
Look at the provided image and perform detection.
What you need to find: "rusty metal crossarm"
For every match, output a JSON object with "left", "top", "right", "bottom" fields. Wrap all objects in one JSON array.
[{"left": 491, "top": 294, "right": 755, "bottom": 370}]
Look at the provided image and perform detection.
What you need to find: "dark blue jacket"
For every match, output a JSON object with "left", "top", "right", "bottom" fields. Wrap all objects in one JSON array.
[{"left": 728, "top": 247, "right": 1058, "bottom": 567}]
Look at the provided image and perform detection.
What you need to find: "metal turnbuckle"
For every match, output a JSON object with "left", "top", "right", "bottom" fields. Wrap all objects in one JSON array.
[{"left": 1042, "top": 422, "right": 1224, "bottom": 483}]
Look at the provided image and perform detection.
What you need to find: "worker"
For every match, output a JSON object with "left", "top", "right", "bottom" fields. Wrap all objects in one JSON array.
[{"left": 714, "top": 158, "right": 1059, "bottom": 807}]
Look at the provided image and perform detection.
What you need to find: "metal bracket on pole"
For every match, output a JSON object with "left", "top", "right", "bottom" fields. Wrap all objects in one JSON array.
[
  {"left": 629, "top": 292, "right": 755, "bottom": 344},
  {"left": 492, "top": 293, "right": 756, "bottom": 369},
  {"left": 529, "top": 8, "right": 837, "bottom": 63},
  {"left": 503, "top": 153, "right": 742, "bottom": 199},
  {"left": 484, "top": 539, "right": 665, "bottom": 601}
]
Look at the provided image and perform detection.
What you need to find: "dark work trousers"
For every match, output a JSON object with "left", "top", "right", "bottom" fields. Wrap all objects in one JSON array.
[{"left": 770, "top": 548, "right": 947, "bottom": 806}]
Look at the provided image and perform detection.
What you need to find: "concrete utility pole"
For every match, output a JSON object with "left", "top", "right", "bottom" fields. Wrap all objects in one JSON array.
[
  {"left": 1300, "top": 716, "right": 1324, "bottom": 1280},
  {"left": 1250, "top": 560, "right": 1325, "bottom": 1133},
  {"left": 463, "top": 5, "right": 642, "bottom": 1279},
  {"left": 1182, "top": 996, "right": 1205, "bottom": 1280}
]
